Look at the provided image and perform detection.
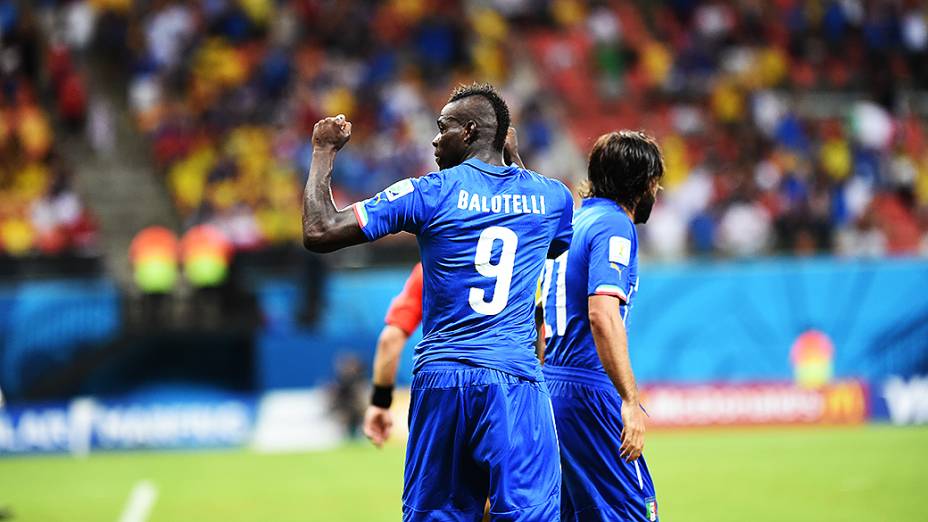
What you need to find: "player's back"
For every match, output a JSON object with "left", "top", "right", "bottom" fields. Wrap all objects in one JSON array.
[
  {"left": 355, "top": 158, "right": 573, "bottom": 380},
  {"left": 418, "top": 159, "right": 573, "bottom": 380},
  {"left": 540, "top": 197, "right": 639, "bottom": 372}
]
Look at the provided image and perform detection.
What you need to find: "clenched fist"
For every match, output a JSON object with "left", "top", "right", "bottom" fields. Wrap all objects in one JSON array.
[{"left": 313, "top": 114, "right": 352, "bottom": 152}]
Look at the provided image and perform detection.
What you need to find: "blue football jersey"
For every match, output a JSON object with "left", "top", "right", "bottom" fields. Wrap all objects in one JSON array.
[
  {"left": 541, "top": 197, "right": 639, "bottom": 371},
  {"left": 354, "top": 158, "right": 574, "bottom": 380}
]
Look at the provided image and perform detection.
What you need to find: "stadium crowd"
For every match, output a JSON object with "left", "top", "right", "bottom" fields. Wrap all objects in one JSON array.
[
  {"left": 6, "top": 0, "right": 928, "bottom": 259},
  {"left": 0, "top": 1, "right": 98, "bottom": 258}
]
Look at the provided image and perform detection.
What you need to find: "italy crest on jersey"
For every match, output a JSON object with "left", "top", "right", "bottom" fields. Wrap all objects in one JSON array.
[{"left": 645, "top": 497, "right": 658, "bottom": 521}]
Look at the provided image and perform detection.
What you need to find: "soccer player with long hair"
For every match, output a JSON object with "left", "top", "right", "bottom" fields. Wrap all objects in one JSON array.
[{"left": 538, "top": 131, "right": 664, "bottom": 521}]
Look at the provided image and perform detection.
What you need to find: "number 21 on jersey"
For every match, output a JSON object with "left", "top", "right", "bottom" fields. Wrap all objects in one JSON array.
[{"left": 540, "top": 252, "right": 567, "bottom": 338}]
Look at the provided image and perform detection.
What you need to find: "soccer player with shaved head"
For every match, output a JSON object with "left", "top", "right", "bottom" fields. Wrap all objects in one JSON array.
[
  {"left": 302, "top": 83, "right": 573, "bottom": 520},
  {"left": 538, "top": 131, "right": 664, "bottom": 521}
]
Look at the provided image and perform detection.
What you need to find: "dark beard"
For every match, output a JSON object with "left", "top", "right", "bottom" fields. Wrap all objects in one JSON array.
[{"left": 634, "top": 194, "right": 655, "bottom": 224}]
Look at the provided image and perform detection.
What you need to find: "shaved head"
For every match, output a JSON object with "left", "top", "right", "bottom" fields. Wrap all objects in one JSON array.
[
  {"left": 431, "top": 83, "right": 511, "bottom": 170},
  {"left": 444, "top": 97, "right": 497, "bottom": 143},
  {"left": 446, "top": 83, "right": 510, "bottom": 151}
]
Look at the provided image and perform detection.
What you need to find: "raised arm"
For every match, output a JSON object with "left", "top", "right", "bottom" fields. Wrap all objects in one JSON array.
[
  {"left": 302, "top": 115, "right": 368, "bottom": 253},
  {"left": 503, "top": 126, "right": 526, "bottom": 169},
  {"left": 588, "top": 294, "right": 646, "bottom": 462}
]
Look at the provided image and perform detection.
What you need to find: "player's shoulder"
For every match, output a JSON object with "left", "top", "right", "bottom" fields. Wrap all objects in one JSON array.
[
  {"left": 518, "top": 169, "right": 573, "bottom": 210},
  {"left": 577, "top": 201, "right": 636, "bottom": 265},
  {"left": 578, "top": 199, "right": 635, "bottom": 237},
  {"left": 423, "top": 163, "right": 473, "bottom": 187},
  {"left": 392, "top": 170, "right": 445, "bottom": 198},
  {"left": 415, "top": 170, "right": 446, "bottom": 185},
  {"left": 523, "top": 168, "right": 570, "bottom": 192}
]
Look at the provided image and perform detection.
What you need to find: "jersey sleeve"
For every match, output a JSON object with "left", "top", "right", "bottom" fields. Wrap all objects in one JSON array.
[
  {"left": 384, "top": 263, "right": 424, "bottom": 335},
  {"left": 587, "top": 215, "right": 636, "bottom": 303},
  {"left": 548, "top": 182, "right": 574, "bottom": 258},
  {"left": 353, "top": 174, "right": 444, "bottom": 241}
]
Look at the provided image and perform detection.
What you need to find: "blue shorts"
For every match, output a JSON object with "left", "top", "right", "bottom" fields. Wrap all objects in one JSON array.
[
  {"left": 545, "top": 365, "right": 658, "bottom": 522},
  {"left": 403, "top": 362, "right": 561, "bottom": 521}
]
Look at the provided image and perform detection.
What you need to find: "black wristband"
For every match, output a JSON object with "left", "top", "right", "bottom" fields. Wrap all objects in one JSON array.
[{"left": 371, "top": 384, "right": 394, "bottom": 409}]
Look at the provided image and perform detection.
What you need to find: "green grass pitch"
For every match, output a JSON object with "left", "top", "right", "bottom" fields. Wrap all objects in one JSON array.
[{"left": 0, "top": 425, "right": 925, "bottom": 521}]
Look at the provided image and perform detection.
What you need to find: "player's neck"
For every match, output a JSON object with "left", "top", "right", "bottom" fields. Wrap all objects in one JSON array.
[
  {"left": 465, "top": 149, "right": 505, "bottom": 167},
  {"left": 620, "top": 203, "right": 634, "bottom": 221}
]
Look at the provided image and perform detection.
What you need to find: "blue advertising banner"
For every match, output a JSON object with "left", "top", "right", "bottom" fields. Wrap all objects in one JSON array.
[
  {"left": 255, "top": 258, "right": 928, "bottom": 391},
  {"left": 256, "top": 269, "right": 419, "bottom": 388},
  {"left": 0, "top": 280, "right": 120, "bottom": 397},
  {"left": 628, "top": 258, "right": 928, "bottom": 385},
  {"left": 0, "top": 396, "right": 256, "bottom": 456},
  {"left": 870, "top": 374, "right": 928, "bottom": 425}
]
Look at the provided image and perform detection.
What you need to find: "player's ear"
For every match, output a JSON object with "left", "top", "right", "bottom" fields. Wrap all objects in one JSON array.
[{"left": 463, "top": 120, "right": 478, "bottom": 144}]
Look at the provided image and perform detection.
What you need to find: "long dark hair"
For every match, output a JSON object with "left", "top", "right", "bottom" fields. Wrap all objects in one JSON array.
[{"left": 581, "top": 130, "right": 664, "bottom": 211}]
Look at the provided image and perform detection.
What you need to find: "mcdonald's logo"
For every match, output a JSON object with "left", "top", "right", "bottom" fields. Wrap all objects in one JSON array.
[{"left": 822, "top": 380, "right": 868, "bottom": 423}]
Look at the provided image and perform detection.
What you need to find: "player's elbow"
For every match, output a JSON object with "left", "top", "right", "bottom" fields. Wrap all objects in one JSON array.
[
  {"left": 588, "top": 304, "right": 618, "bottom": 335},
  {"left": 302, "top": 231, "right": 328, "bottom": 253},
  {"left": 302, "top": 233, "right": 332, "bottom": 253},
  {"left": 377, "top": 325, "right": 408, "bottom": 353},
  {"left": 588, "top": 295, "right": 623, "bottom": 333},
  {"left": 302, "top": 222, "right": 337, "bottom": 253}
]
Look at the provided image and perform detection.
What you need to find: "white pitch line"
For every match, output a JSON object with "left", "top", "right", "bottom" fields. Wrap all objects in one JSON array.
[{"left": 118, "top": 480, "right": 158, "bottom": 522}]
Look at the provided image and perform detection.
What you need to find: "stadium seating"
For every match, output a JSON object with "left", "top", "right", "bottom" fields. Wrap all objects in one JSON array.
[
  {"left": 4, "top": 1, "right": 926, "bottom": 261},
  {"left": 0, "top": 1, "right": 99, "bottom": 270},
  {"left": 118, "top": 0, "right": 927, "bottom": 259}
]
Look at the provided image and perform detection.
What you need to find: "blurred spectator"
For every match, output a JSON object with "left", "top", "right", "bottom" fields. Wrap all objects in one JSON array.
[
  {"left": 87, "top": 96, "right": 115, "bottom": 155},
  {"left": 718, "top": 200, "right": 772, "bottom": 257},
  {"left": 837, "top": 206, "right": 888, "bottom": 258},
  {"left": 330, "top": 355, "right": 366, "bottom": 439},
  {"left": 0, "top": 2, "right": 98, "bottom": 260},
  {"left": 0, "top": 118, "right": 97, "bottom": 257},
  {"left": 98, "top": 0, "right": 928, "bottom": 260}
]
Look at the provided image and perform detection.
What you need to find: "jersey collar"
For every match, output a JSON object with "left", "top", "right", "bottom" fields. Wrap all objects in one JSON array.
[
  {"left": 463, "top": 158, "right": 516, "bottom": 176},
  {"left": 582, "top": 197, "right": 633, "bottom": 219},
  {"left": 581, "top": 197, "right": 621, "bottom": 209}
]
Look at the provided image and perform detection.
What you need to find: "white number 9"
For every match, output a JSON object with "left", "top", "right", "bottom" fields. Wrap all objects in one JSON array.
[{"left": 469, "top": 226, "right": 518, "bottom": 316}]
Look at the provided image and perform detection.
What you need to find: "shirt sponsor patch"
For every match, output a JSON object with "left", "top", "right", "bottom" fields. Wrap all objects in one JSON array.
[
  {"left": 609, "top": 236, "right": 631, "bottom": 266},
  {"left": 384, "top": 178, "right": 414, "bottom": 201}
]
